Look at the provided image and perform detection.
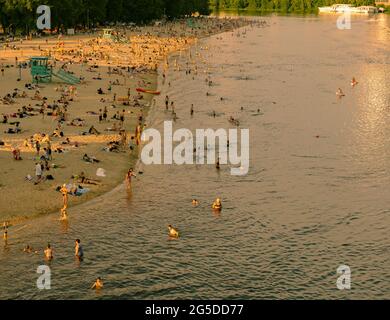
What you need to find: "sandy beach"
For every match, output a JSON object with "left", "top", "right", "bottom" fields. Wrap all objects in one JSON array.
[{"left": 0, "top": 17, "right": 252, "bottom": 224}]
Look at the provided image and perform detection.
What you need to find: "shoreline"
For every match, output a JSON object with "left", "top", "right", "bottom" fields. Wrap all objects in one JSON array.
[{"left": 0, "top": 17, "right": 256, "bottom": 227}]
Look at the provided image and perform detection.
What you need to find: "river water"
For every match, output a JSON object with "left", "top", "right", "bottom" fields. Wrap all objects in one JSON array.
[{"left": 0, "top": 14, "right": 389, "bottom": 300}]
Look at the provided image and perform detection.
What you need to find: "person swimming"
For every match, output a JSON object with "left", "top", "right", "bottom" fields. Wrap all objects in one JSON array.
[
  {"left": 168, "top": 225, "right": 179, "bottom": 238},
  {"left": 44, "top": 244, "right": 53, "bottom": 260},
  {"left": 212, "top": 198, "right": 222, "bottom": 211},
  {"left": 192, "top": 199, "right": 199, "bottom": 207},
  {"left": 336, "top": 88, "right": 345, "bottom": 97},
  {"left": 351, "top": 77, "right": 358, "bottom": 87},
  {"left": 91, "top": 277, "right": 104, "bottom": 290}
]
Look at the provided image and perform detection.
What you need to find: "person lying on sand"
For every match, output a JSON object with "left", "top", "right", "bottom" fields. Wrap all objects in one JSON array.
[
  {"left": 72, "top": 172, "right": 101, "bottom": 185},
  {"left": 83, "top": 154, "right": 100, "bottom": 163},
  {"left": 52, "top": 127, "right": 64, "bottom": 138},
  {"left": 102, "top": 141, "right": 120, "bottom": 153},
  {"left": 68, "top": 118, "right": 86, "bottom": 127},
  {"left": 82, "top": 125, "right": 100, "bottom": 136},
  {"left": 61, "top": 137, "right": 86, "bottom": 148}
]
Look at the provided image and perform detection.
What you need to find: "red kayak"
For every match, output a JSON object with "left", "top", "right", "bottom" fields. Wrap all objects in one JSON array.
[{"left": 136, "top": 88, "right": 161, "bottom": 95}]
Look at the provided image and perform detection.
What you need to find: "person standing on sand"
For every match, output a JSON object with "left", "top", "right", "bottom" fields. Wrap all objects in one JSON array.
[
  {"left": 165, "top": 95, "right": 169, "bottom": 110},
  {"left": 99, "top": 109, "right": 103, "bottom": 123},
  {"left": 135, "top": 124, "right": 142, "bottom": 146},
  {"left": 103, "top": 107, "right": 108, "bottom": 122},
  {"left": 35, "top": 140, "right": 41, "bottom": 157},
  {"left": 120, "top": 109, "right": 125, "bottom": 128},
  {"left": 35, "top": 162, "right": 43, "bottom": 185}
]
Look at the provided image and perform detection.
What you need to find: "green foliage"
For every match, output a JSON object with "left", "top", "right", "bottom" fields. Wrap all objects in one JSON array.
[
  {"left": 212, "top": 0, "right": 376, "bottom": 11},
  {"left": 0, "top": 0, "right": 211, "bottom": 34}
]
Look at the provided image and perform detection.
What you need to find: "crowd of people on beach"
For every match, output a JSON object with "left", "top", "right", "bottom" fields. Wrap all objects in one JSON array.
[{"left": 1, "top": 16, "right": 266, "bottom": 291}]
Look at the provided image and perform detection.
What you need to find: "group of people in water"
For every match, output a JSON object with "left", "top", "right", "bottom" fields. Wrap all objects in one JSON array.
[{"left": 336, "top": 77, "right": 359, "bottom": 98}]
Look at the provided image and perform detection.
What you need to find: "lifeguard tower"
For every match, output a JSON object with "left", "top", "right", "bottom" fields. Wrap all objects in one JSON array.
[
  {"left": 30, "top": 56, "right": 80, "bottom": 85},
  {"left": 30, "top": 57, "right": 52, "bottom": 83},
  {"left": 102, "top": 28, "right": 114, "bottom": 40},
  {"left": 102, "top": 28, "right": 129, "bottom": 44}
]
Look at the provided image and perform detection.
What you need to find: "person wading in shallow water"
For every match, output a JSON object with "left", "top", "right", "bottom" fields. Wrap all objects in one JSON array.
[
  {"left": 125, "top": 168, "right": 136, "bottom": 189},
  {"left": 75, "top": 239, "right": 84, "bottom": 261}
]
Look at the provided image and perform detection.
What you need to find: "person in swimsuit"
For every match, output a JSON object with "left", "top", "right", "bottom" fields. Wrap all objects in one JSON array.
[
  {"left": 168, "top": 225, "right": 179, "bottom": 238},
  {"left": 91, "top": 277, "right": 103, "bottom": 290},
  {"left": 75, "top": 239, "right": 84, "bottom": 260},
  {"left": 44, "top": 244, "right": 53, "bottom": 260},
  {"left": 212, "top": 198, "right": 222, "bottom": 211},
  {"left": 60, "top": 184, "right": 68, "bottom": 208},
  {"left": 125, "top": 168, "right": 136, "bottom": 189}
]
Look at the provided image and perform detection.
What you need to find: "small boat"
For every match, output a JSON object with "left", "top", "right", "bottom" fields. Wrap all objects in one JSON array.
[
  {"left": 351, "top": 6, "right": 378, "bottom": 14},
  {"left": 136, "top": 88, "right": 161, "bottom": 95},
  {"left": 318, "top": 4, "right": 378, "bottom": 14},
  {"left": 318, "top": 4, "right": 353, "bottom": 13}
]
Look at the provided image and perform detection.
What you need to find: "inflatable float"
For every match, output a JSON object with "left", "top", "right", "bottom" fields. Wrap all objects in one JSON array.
[{"left": 136, "top": 88, "right": 161, "bottom": 95}]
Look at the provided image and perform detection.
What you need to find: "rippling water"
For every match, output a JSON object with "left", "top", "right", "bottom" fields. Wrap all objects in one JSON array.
[{"left": 0, "top": 14, "right": 389, "bottom": 300}]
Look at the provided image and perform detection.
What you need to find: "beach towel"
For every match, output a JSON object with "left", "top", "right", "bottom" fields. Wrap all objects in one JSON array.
[{"left": 96, "top": 168, "right": 106, "bottom": 177}]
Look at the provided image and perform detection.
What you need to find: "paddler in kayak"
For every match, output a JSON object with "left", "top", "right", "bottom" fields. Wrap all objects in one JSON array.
[
  {"left": 168, "top": 225, "right": 179, "bottom": 238},
  {"left": 212, "top": 198, "right": 222, "bottom": 211}
]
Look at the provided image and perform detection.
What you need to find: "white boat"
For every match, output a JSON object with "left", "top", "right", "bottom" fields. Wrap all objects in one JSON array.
[
  {"left": 351, "top": 6, "right": 378, "bottom": 14},
  {"left": 318, "top": 4, "right": 353, "bottom": 13},
  {"left": 318, "top": 4, "right": 378, "bottom": 14}
]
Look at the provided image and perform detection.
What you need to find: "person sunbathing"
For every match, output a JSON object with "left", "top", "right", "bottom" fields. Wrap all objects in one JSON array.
[
  {"left": 84, "top": 125, "right": 100, "bottom": 136},
  {"left": 68, "top": 118, "right": 86, "bottom": 127},
  {"left": 72, "top": 172, "right": 101, "bottom": 185},
  {"left": 83, "top": 154, "right": 100, "bottom": 163},
  {"left": 52, "top": 128, "right": 64, "bottom": 138},
  {"left": 32, "top": 91, "right": 42, "bottom": 100}
]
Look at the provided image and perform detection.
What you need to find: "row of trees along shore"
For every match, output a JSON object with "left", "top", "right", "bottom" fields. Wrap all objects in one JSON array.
[
  {"left": 0, "top": 0, "right": 211, "bottom": 34},
  {"left": 211, "top": 0, "right": 377, "bottom": 11}
]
